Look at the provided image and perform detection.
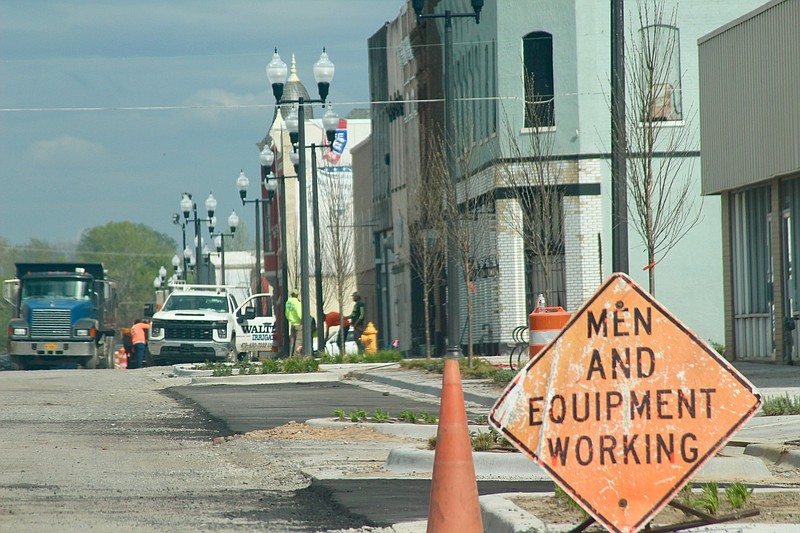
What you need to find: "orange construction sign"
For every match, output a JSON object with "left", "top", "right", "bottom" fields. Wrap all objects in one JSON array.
[{"left": 490, "top": 273, "right": 762, "bottom": 533}]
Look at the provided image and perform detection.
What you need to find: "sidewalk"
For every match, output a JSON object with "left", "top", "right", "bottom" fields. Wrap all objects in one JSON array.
[{"left": 177, "top": 358, "right": 800, "bottom": 532}]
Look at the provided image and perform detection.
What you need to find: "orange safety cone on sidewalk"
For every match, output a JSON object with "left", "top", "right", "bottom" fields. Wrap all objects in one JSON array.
[{"left": 426, "top": 358, "right": 483, "bottom": 533}]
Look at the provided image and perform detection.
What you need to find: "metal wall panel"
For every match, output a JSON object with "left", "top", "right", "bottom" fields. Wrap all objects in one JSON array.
[{"left": 699, "top": 0, "right": 800, "bottom": 195}]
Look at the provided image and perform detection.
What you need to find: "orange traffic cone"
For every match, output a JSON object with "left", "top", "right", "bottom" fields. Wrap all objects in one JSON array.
[{"left": 426, "top": 358, "right": 483, "bottom": 533}]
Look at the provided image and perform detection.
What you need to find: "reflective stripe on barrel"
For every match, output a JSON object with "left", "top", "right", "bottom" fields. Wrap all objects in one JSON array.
[{"left": 529, "top": 307, "right": 570, "bottom": 358}]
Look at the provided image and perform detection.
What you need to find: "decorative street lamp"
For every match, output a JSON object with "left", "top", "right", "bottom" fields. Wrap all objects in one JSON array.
[
  {"left": 236, "top": 170, "right": 265, "bottom": 296},
  {"left": 266, "top": 47, "right": 337, "bottom": 357},
  {"left": 180, "top": 192, "right": 217, "bottom": 284},
  {"left": 212, "top": 210, "right": 239, "bottom": 285},
  {"left": 413, "top": 0, "right": 484, "bottom": 358},
  {"left": 171, "top": 254, "right": 180, "bottom": 280}
]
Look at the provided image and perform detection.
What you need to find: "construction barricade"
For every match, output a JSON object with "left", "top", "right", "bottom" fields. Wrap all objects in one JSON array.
[
  {"left": 529, "top": 305, "right": 570, "bottom": 358},
  {"left": 114, "top": 347, "right": 128, "bottom": 370}
]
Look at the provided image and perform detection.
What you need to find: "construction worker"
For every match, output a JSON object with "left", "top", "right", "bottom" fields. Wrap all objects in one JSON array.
[
  {"left": 349, "top": 291, "right": 365, "bottom": 352},
  {"left": 129, "top": 319, "right": 150, "bottom": 369},
  {"left": 285, "top": 289, "right": 302, "bottom": 355}
]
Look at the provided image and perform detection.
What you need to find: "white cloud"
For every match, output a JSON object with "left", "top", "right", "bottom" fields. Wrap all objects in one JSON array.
[{"left": 26, "top": 136, "right": 107, "bottom": 166}]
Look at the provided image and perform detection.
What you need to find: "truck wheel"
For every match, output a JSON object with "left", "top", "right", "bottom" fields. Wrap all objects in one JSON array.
[
  {"left": 82, "top": 356, "right": 98, "bottom": 370},
  {"left": 97, "top": 343, "right": 113, "bottom": 369},
  {"left": 226, "top": 336, "right": 237, "bottom": 363}
]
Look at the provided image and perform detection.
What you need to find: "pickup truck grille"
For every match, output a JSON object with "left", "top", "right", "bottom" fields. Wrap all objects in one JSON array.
[
  {"left": 161, "top": 320, "right": 215, "bottom": 341},
  {"left": 31, "top": 309, "right": 71, "bottom": 337}
]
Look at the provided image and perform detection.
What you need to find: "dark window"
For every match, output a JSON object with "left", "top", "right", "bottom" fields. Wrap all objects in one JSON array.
[{"left": 523, "top": 31, "right": 555, "bottom": 128}]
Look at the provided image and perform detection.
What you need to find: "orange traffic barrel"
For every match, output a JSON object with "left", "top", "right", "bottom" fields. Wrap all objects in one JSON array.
[
  {"left": 114, "top": 348, "right": 128, "bottom": 370},
  {"left": 529, "top": 306, "right": 570, "bottom": 358}
]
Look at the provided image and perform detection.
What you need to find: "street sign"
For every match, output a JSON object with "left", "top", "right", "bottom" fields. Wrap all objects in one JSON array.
[{"left": 490, "top": 273, "right": 762, "bottom": 533}]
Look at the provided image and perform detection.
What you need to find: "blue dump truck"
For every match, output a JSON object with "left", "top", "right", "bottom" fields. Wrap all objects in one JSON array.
[{"left": 3, "top": 263, "right": 118, "bottom": 370}]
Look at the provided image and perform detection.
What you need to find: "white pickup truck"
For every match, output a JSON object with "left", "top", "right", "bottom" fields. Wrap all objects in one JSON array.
[{"left": 147, "top": 284, "right": 275, "bottom": 365}]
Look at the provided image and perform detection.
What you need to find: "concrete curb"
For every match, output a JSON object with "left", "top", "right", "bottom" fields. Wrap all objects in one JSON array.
[
  {"left": 745, "top": 443, "right": 800, "bottom": 469},
  {"left": 173, "top": 362, "right": 388, "bottom": 384},
  {"left": 385, "top": 448, "right": 551, "bottom": 480},
  {"left": 189, "top": 372, "right": 340, "bottom": 385},
  {"left": 351, "top": 368, "right": 497, "bottom": 408},
  {"left": 306, "top": 417, "right": 487, "bottom": 440},
  {"left": 479, "top": 493, "right": 546, "bottom": 533}
]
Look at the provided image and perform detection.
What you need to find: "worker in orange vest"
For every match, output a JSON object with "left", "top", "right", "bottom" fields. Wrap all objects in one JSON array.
[{"left": 129, "top": 319, "right": 150, "bottom": 369}]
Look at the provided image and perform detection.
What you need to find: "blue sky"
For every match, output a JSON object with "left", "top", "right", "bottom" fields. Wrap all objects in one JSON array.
[{"left": 0, "top": 0, "right": 402, "bottom": 245}]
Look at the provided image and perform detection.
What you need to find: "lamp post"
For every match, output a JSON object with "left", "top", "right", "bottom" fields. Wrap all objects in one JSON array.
[
  {"left": 180, "top": 192, "right": 217, "bottom": 284},
  {"left": 267, "top": 47, "right": 335, "bottom": 357},
  {"left": 171, "top": 254, "right": 180, "bottom": 281},
  {"left": 172, "top": 213, "right": 188, "bottom": 277},
  {"left": 212, "top": 210, "right": 239, "bottom": 285},
  {"left": 236, "top": 170, "right": 264, "bottom": 294},
  {"left": 305, "top": 128, "right": 339, "bottom": 354},
  {"left": 413, "top": 0, "right": 483, "bottom": 359},
  {"left": 259, "top": 144, "right": 290, "bottom": 354}
]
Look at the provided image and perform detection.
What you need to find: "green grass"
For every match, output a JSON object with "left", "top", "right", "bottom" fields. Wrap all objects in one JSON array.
[
  {"left": 725, "top": 482, "right": 753, "bottom": 509},
  {"left": 192, "top": 356, "right": 319, "bottom": 376},
  {"left": 318, "top": 350, "right": 402, "bottom": 364},
  {"left": 470, "top": 430, "right": 497, "bottom": 451},
  {"left": 761, "top": 394, "right": 800, "bottom": 415},
  {"left": 349, "top": 408, "right": 367, "bottom": 422},
  {"left": 697, "top": 482, "right": 720, "bottom": 515},
  {"left": 372, "top": 409, "right": 390, "bottom": 422},
  {"left": 400, "top": 357, "right": 505, "bottom": 380},
  {"left": 554, "top": 486, "right": 589, "bottom": 518},
  {"left": 397, "top": 410, "right": 421, "bottom": 423}
]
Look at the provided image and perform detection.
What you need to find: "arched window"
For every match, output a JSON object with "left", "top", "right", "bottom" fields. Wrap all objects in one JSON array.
[
  {"left": 640, "top": 24, "right": 682, "bottom": 121},
  {"left": 522, "top": 31, "right": 554, "bottom": 128}
]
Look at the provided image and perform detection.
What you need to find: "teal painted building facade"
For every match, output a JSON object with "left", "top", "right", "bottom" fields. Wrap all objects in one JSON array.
[{"left": 363, "top": 0, "right": 766, "bottom": 353}]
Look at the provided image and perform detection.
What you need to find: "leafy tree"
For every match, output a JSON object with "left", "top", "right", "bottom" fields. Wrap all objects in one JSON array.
[
  {"left": 77, "top": 222, "right": 176, "bottom": 326},
  {"left": 227, "top": 218, "right": 253, "bottom": 252}
]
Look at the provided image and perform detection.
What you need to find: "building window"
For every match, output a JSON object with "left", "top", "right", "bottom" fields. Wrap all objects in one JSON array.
[
  {"left": 522, "top": 31, "right": 554, "bottom": 128},
  {"left": 524, "top": 187, "right": 565, "bottom": 309},
  {"left": 731, "top": 186, "right": 772, "bottom": 358},
  {"left": 640, "top": 24, "right": 682, "bottom": 122}
]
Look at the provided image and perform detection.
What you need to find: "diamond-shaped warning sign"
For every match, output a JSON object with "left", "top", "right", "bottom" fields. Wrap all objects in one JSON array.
[{"left": 490, "top": 273, "right": 761, "bottom": 533}]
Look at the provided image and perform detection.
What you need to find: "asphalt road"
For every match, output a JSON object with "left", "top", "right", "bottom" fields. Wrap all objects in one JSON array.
[{"left": 168, "top": 380, "right": 554, "bottom": 527}]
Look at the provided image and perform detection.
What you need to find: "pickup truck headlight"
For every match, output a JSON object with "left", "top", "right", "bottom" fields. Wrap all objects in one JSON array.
[
  {"left": 215, "top": 321, "right": 228, "bottom": 338},
  {"left": 150, "top": 322, "right": 167, "bottom": 340},
  {"left": 12, "top": 327, "right": 28, "bottom": 336}
]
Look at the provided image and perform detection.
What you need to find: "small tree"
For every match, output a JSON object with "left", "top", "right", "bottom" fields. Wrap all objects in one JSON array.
[
  {"left": 319, "top": 167, "right": 356, "bottom": 354},
  {"left": 622, "top": 0, "right": 701, "bottom": 295},
  {"left": 497, "top": 83, "right": 566, "bottom": 309},
  {"left": 408, "top": 147, "right": 448, "bottom": 360},
  {"left": 437, "top": 121, "right": 490, "bottom": 367}
]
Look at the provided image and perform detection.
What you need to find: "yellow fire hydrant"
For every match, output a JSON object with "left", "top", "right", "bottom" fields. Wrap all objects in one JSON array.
[{"left": 361, "top": 322, "right": 377, "bottom": 353}]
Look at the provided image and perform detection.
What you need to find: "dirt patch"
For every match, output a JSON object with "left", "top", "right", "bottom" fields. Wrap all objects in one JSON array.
[
  {"left": 244, "top": 420, "right": 414, "bottom": 442},
  {"left": 511, "top": 490, "right": 800, "bottom": 528}
]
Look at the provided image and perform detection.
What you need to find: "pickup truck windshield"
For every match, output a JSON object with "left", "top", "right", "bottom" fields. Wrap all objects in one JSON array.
[
  {"left": 162, "top": 295, "right": 229, "bottom": 313},
  {"left": 21, "top": 278, "right": 91, "bottom": 300}
]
